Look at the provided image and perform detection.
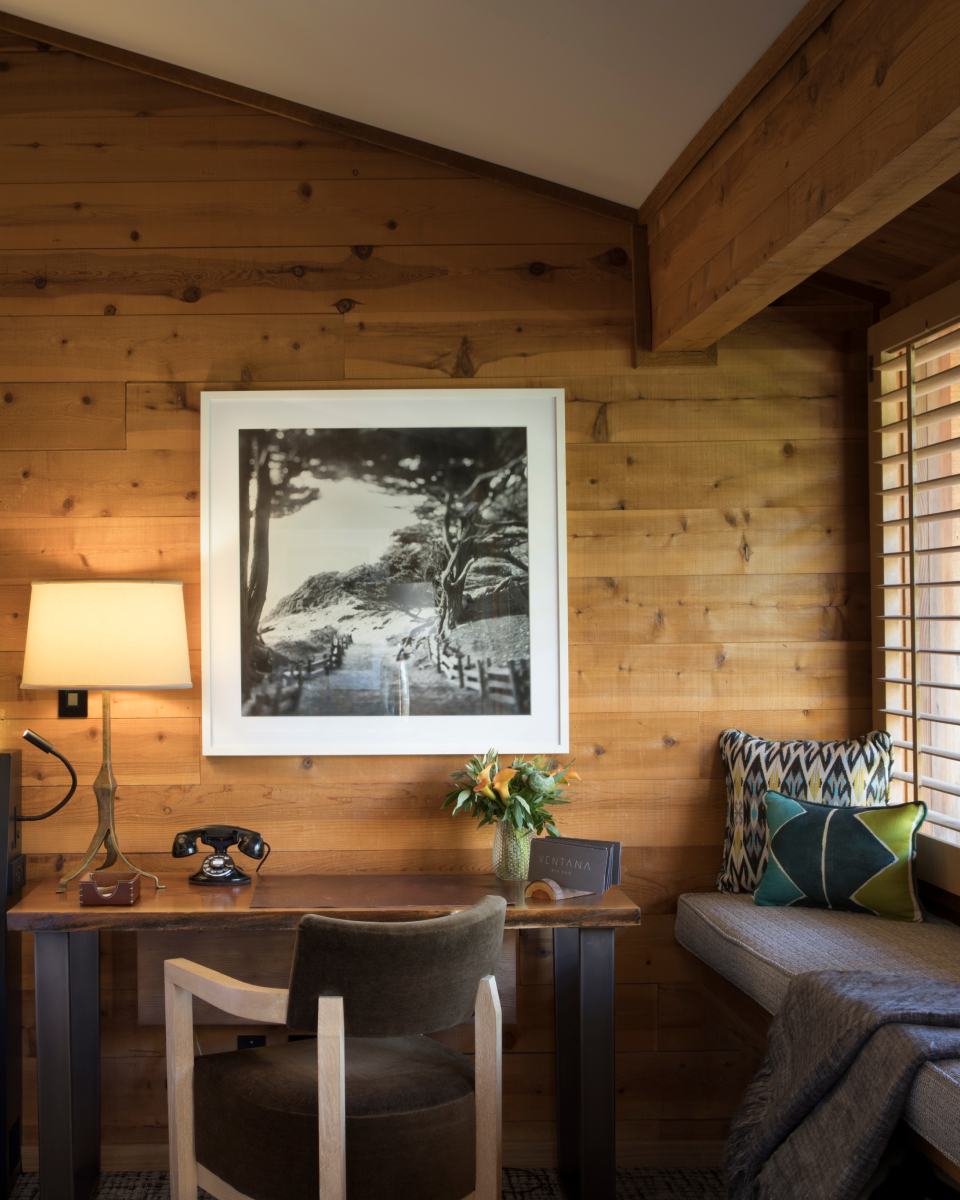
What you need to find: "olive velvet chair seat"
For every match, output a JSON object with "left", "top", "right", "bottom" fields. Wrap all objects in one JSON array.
[{"left": 164, "top": 894, "right": 507, "bottom": 1200}]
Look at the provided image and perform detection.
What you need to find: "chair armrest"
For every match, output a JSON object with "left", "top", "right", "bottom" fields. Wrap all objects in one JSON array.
[
  {"left": 164, "top": 957, "right": 289, "bottom": 1024},
  {"left": 317, "top": 997, "right": 346, "bottom": 1200},
  {"left": 475, "top": 975, "right": 502, "bottom": 1200}
]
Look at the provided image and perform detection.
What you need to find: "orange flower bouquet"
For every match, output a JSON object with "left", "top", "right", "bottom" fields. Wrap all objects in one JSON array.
[{"left": 443, "top": 749, "right": 579, "bottom": 880}]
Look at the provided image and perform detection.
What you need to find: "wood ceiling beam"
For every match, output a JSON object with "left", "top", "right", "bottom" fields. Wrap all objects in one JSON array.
[
  {"left": 0, "top": 8, "right": 635, "bottom": 226},
  {"left": 636, "top": 0, "right": 844, "bottom": 229},
  {"left": 805, "top": 271, "right": 889, "bottom": 309},
  {"left": 642, "top": 0, "right": 960, "bottom": 351},
  {"left": 882, "top": 249, "right": 960, "bottom": 318}
]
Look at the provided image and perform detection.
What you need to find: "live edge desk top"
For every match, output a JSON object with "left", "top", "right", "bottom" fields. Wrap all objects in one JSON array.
[{"left": 7, "top": 874, "right": 641, "bottom": 933}]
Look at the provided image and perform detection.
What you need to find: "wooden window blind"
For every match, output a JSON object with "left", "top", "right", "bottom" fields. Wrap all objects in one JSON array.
[{"left": 874, "top": 314, "right": 960, "bottom": 841}]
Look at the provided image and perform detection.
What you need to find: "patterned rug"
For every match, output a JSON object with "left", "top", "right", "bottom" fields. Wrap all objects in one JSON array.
[
  {"left": 504, "top": 1167, "right": 726, "bottom": 1198},
  {"left": 11, "top": 1168, "right": 728, "bottom": 1199}
]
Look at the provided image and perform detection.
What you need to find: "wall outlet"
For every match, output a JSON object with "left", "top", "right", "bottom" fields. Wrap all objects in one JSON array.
[
  {"left": 58, "top": 690, "right": 87, "bottom": 719},
  {"left": 237, "top": 1035, "right": 267, "bottom": 1050}
]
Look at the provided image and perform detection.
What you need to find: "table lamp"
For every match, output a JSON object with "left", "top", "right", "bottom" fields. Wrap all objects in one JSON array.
[{"left": 20, "top": 579, "right": 192, "bottom": 892}]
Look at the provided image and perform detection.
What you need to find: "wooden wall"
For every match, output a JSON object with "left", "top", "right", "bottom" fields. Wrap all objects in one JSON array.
[{"left": 0, "top": 37, "right": 871, "bottom": 1170}]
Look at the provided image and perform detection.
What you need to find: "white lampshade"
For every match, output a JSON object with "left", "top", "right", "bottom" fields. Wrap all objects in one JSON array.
[{"left": 21, "top": 580, "right": 192, "bottom": 690}]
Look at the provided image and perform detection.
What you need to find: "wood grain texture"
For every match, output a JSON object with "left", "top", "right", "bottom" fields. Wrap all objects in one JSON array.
[
  {"left": 0, "top": 382, "right": 125, "bottom": 448},
  {"left": 0, "top": 30, "right": 43, "bottom": 49},
  {"left": 565, "top": 439, "right": 866, "bottom": 510},
  {"left": 569, "top": 573, "right": 870, "bottom": 644},
  {"left": 0, "top": 10, "right": 635, "bottom": 224},
  {"left": 0, "top": 51, "right": 249, "bottom": 118},
  {"left": 0, "top": 114, "right": 467, "bottom": 184},
  {"left": 344, "top": 310, "right": 634, "bottom": 378},
  {"left": 570, "top": 642, "right": 870, "bottom": 713},
  {"left": 123, "top": 360, "right": 862, "bottom": 451},
  {"left": 567, "top": 507, "right": 869, "bottom": 577},
  {"left": 647, "top": 0, "right": 960, "bottom": 349},
  {"left": 8, "top": 875, "right": 642, "bottom": 931},
  {"left": 825, "top": 176, "right": 960, "bottom": 295},
  {"left": 882, "top": 240, "right": 960, "bottom": 317},
  {"left": 316, "top": 996, "right": 347, "bottom": 1200},
  {"left": 163, "top": 958, "right": 289, "bottom": 1024},
  {"left": 651, "top": 0, "right": 938, "bottom": 284},
  {"left": 126, "top": 370, "right": 834, "bottom": 453},
  {"left": 0, "top": 315, "right": 343, "bottom": 382},
  {"left": 0, "top": 515, "right": 197, "bottom": 582},
  {"left": 0, "top": 244, "right": 632, "bottom": 315},
  {"left": 15, "top": 779, "right": 726, "bottom": 855},
  {"left": 3, "top": 716, "right": 200, "bottom": 785},
  {"left": 0, "top": 450, "right": 199, "bottom": 517},
  {"left": 0, "top": 178, "right": 628, "bottom": 250},
  {"left": 636, "top": 0, "right": 846, "bottom": 224},
  {"left": 0, "top": 47, "right": 872, "bottom": 1169},
  {"left": 475, "top": 976, "right": 503, "bottom": 1200},
  {"left": 164, "top": 974, "right": 197, "bottom": 1200},
  {"left": 564, "top": 391, "right": 866, "bottom": 444},
  {"left": 648, "top": 1, "right": 874, "bottom": 242}
]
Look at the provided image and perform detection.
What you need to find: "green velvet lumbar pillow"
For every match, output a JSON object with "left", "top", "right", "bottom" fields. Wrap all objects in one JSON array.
[{"left": 753, "top": 791, "right": 926, "bottom": 922}]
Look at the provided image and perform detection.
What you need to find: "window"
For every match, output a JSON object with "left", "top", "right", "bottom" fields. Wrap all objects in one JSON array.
[{"left": 873, "top": 306, "right": 960, "bottom": 845}]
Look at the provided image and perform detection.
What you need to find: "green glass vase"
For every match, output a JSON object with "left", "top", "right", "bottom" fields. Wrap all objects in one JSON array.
[{"left": 492, "top": 819, "right": 534, "bottom": 881}]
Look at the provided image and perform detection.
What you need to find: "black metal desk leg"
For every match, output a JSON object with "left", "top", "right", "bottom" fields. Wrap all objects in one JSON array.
[
  {"left": 35, "top": 932, "right": 100, "bottom": 1200},
  {"left": 578, "top": 929, "right": 616, "bottom": 1200},
  {"left": 553, "top": 928, "right": 581, "bottom": 1197},
  {"left": 554, "top": 928, "right": 616, "bottom": 1200}
]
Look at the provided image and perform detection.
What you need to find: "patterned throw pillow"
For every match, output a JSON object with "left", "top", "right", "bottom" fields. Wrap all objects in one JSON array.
[
  {"left": 717, "top": 729, "right": 893, "bottom": 894},
  {"left": 753, "top": 792, "right": 926, "bottom": 922}
]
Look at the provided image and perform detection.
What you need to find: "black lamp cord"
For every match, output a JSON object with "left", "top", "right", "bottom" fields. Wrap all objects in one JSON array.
[
  {"left": 20, "top": 745, "right": 77, "bottom": 822},
  {"left": 256, "top": 842, "right": 271, "bottom": 873}
]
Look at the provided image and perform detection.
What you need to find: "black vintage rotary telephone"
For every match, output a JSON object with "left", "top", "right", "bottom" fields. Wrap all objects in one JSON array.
[{"left": 171, "top": 826, "right": 270, "bottom": 886}]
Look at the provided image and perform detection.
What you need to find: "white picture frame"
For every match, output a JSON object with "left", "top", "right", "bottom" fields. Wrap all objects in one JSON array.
[{"left": 200, "top": 389, "right": 568, "bottom": 755}]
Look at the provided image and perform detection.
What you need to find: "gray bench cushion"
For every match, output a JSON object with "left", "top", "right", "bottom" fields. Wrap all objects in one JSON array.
[{"left": 676, "top": 892, "right": 960, "bottom": 1166}]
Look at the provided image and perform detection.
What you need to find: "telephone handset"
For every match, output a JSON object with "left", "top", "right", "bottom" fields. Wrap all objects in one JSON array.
[{"left": 171, "top": 825, "right": 270, "bottom": 886}]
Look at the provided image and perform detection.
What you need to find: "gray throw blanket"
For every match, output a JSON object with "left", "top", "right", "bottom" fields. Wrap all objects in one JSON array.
[{"left": 726, "top": 971, "right": 960, "bottom": 1200}]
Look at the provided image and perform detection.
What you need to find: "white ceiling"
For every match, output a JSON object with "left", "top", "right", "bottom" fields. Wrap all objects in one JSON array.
[{"left": 4, "top": 0, "right": 810, "bottom": 207}]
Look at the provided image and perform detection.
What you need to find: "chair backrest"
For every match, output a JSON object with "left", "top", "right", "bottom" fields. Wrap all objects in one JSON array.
[{"left": 285, "top": 894, "right": 507, "bottom": 1037}]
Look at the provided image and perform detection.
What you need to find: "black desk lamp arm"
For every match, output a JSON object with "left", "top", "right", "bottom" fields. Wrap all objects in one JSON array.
[{"left": 20, "top": 730, "right": 78, "bottom": 822}]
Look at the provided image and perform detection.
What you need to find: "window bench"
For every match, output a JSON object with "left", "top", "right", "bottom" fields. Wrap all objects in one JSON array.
[{"left": 676, "top": 893, "right": 960, "bottom": 1175}]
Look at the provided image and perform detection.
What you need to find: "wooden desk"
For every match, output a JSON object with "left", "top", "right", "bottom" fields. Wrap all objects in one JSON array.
[{"left": 10, "top": 875, "right": 640, "bottom": 1200}]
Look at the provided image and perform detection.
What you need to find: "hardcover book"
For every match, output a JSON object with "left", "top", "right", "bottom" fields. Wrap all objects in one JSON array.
[
  {"left": 529, "top": 838, "right": 611, "bottom": 894},
  {"left": 554, "top": 837, "right": 622, "bottom": 888}
]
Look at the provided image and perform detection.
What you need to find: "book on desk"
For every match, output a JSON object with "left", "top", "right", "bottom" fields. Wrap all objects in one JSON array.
[{"left": 529, "top": 836, "right": 621, "bottom": 894}]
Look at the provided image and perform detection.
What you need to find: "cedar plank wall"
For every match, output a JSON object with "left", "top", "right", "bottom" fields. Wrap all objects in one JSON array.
[{"left": 0, "top": 41, "right": 871, "bottom": 1169}]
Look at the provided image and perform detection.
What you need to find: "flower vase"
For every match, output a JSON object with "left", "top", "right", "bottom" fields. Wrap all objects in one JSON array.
[{"left": 492, "top": 819, "right": 534, "bottom": 881}]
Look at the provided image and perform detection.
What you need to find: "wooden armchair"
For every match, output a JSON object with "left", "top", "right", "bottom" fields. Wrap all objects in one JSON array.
[{"left": 164, "top": 896, "right": 506, "bottom": 1200}]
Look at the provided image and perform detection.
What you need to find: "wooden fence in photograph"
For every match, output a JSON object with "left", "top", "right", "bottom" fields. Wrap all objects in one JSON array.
[{"left": 424, "top": 638, "right": 531, "bottom": 713}]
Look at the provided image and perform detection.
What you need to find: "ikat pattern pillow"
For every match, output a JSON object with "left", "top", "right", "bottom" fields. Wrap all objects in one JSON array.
[
  {"left": 753, "top": 792, "right": 926, "bottom": 923},
  {"left": 717, "top": 729, "right": 894, "bottom": 894}
]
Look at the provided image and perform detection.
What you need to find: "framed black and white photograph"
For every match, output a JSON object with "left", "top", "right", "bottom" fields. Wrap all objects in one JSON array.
[{"left": 201, "top": 390, "right": 567, "bottom": 755}]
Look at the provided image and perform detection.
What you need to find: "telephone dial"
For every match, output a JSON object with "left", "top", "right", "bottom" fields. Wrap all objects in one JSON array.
[{"left": 171, "top": 826, "right": 270, "bottom": 886}]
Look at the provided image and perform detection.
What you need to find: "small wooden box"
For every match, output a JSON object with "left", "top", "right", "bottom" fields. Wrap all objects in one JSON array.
[{"left": 79, "top": 870, "right": 141, "bottom": 906}]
